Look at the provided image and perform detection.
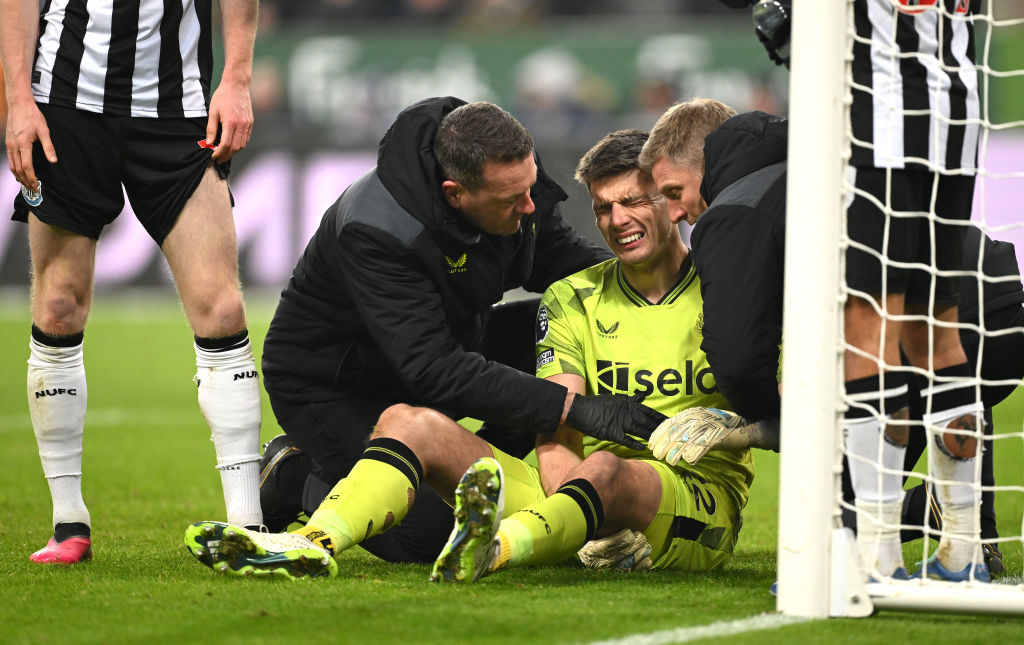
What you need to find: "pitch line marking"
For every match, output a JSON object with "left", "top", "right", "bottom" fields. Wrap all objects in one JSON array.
[{"left": 575, "top": 613, "right": 813, "bottom": 645}]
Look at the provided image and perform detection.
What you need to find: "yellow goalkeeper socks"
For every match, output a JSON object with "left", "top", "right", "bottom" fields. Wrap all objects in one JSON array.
[
  {"left": 497, "top": 478, "right": 604, "bottom": 567},
  {"left": 295, "top": 437, "right": 422, "bottom": 555}
]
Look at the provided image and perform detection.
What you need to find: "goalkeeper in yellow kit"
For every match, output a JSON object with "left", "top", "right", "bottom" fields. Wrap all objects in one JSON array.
[{"left": 182, "top": 129, "right": 753, "bottom": 581}]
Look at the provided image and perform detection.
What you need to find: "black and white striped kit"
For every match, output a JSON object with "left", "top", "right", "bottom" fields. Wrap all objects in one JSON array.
[
  {"left": 849, "top": 0, "right": 980, "bottom": 172},
  {"left": 31, "top": 0, "right": 213, "bottom": 118}
]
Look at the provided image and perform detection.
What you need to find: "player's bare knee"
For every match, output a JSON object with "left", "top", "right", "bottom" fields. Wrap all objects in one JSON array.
[
  {"left": 574, "top": 451, "right": 622, "bottom": 491},
  {"left": 844, "top": 294, "right": 879, "bottom": 320},
  {"left": 33, "top": 293, "right": 88, "bottom": 335},
  {"left": 372, "top": 404, "right": 438, "bottom": 442},
  {"left": 884, "top": 409, "right": 910, "bottom": 447},
  {"left": 189, "top": 291, "right": 246, "bottom": 338},
  {"left": 937, "top": 416, "right": 978, "bottom": 460},
  {"left": 884, "top": 425, "right": 909, "bottom": 447},
  {"left": 371, "top": 404, "right": 464, "bottom": 472}
]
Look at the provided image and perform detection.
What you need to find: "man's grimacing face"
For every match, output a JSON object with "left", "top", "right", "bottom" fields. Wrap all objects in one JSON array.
[
  {"left": 589, "top": 169, "right": 675, "bottom": 268},
  {"left": 650, "top": 156, "right": 707, "bottom": 226},
  {"left": 446, "top": 155, "right": 538, "bottom": 236}
]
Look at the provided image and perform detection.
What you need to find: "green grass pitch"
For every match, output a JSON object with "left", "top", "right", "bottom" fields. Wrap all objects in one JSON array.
[{"left": 1, "top": 293, "right": 1023, "bottom": 643}]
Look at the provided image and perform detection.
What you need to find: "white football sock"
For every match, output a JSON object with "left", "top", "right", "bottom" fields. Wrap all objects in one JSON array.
[
  {"left": 854, "top": 498, "right": 905, "bottom": 577},
  {"left": 195, "top": 334, "right": 263, "bottom": 527},
  {"left": 845, "top": 415, "right": 906, "bottom": 576},
  {"left": 27, "top": 335, "right": 90, "bottom": 529},
  {"left": 926, "top": 403, "right": 984, "bottom": 572}
]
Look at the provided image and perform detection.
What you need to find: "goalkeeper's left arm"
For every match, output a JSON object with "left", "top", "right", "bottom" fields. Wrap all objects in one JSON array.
[{"left": 649, "top": 407, "right": 780, "bottom": 466}]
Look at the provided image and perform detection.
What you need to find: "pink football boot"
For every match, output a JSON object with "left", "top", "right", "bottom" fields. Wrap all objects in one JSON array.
[{"left": 30, "top": 536, "right": 92, "bottom": 564}]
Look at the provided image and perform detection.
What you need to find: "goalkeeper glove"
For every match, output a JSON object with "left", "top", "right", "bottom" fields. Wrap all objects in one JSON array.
[
  {"left": 649, "top": 407, "right": 779, "bottom": 465},
  {"left": 564, "top": 393, "right": 667, "bottom": 451},
  {"left": 578, "top": 529, "right": 653, "bottom": 571}
]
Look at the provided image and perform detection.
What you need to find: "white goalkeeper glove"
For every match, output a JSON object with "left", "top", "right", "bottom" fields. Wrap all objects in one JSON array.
[
  {"left": 649, "top": 407, "right": 759, "bottom": 466},
  {"left": 578, "top": 529, "right": 653, "bottom": 571}
]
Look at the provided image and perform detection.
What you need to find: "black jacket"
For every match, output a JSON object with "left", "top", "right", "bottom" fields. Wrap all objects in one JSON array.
[
  {"left": 262, "top": 96, "right": 610, "bottom": 433},
  {"left": 956, "top": 225, "right": 1024, "bottom": 409},
  {"left": 692, "top": 111, "right": 788, "bottom": 421},
  {"left": 958, "top": 225, "right": 1024, "bottom": 326}
]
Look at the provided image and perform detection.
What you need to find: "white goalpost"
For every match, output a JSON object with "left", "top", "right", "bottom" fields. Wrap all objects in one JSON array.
[
  {"left": 778, "top": 0, "right": 1024, "bottom": 617},
  {"left": 777, "top": 0, "right": 847, "bottom": 620}
]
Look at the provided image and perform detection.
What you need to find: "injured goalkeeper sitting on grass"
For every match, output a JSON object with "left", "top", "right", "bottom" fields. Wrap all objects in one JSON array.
[{"left": 182, "top": 129, "right": 755, "bottom": 582}]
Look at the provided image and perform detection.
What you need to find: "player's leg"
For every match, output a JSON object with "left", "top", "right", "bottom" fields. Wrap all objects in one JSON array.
[
  {"left": 843, "top": 294, "right": 912, "bottom": 578},
  {"left": 292, "top": 404, "right": 497, "bottom": 555},
  {"left": 499, "top": 451, "right": 661, "bottom": 566},
  {"left": 158, "top": 160, "right": 262, "bottom": 529},
  {"left": 25, "top": 216, "right": 97, "bottom": 564},
  {"left": 428, "top": 443, "right": 550, "bottom": 581},
  {"left": 264, "top": 391, "right": 456, "bottom": 563},
  {"left": 184, "top": 404, "right": 536, "bottom": 578},
  {"left": 634, "top": 460, "right": 743, "bottom": 571},
  {"left": 428, "top": 456, "right": 507, "bottom": 583},
  {"left": 259, "top": 391, "right": 389, "bottom": 532},
  {"left": 900, "top": 172, "right": 988, "bottom": 581},
  {"left": 498, "top": 455, "right": 743, "bottom": 572},
  {"left": 902, "top": 305, "right": 987, "bottom": 580},
  {"left": 842, "top": 166, "right": 917, "bottom": 579},
  {"left": 435, "top": 451, "right": 746, "bottom": 582},
  {"left": 15, "top": 106, "right": 125, "bottom": 564},
  {"left": 433, "top": 451, "right": 661, "bottom": 583}
]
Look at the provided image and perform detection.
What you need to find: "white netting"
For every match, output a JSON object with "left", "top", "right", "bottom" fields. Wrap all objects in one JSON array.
[{"left": 836, "top": 0, "right": 1024, "bottom": 605}]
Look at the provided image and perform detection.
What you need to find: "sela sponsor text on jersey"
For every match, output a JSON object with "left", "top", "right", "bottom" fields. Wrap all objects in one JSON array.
[{"left": 595, "top": 359, "right": 716, "bottom": 399}]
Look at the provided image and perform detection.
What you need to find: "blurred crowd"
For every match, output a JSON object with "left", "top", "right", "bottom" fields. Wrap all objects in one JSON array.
[
  {"left": 243, "top": 2, "right": 783, "bottom": 150},
  {"left": 258, "top": 0, "right": 740, "bottom": 27}
]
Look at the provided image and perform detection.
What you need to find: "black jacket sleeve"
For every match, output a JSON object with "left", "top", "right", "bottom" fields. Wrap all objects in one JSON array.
[
  {"left": 958, "top": 225, "right": 1024, "bottom": 325},
  {"left": 524, "top": 203, "right": 612, "bottom": 293},
  {"left": 338, "top": 223, "right": 567, "bottom": 433},
  {"left": 692, "top": 203, "right": 784, "bottom": 421}
]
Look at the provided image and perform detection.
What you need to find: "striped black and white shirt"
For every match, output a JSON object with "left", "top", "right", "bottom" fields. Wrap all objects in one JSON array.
[
  {"left": 849, "top": 0, "right": 980, "bottom": 172},
  {"left": 32, "top": 0, "right": 213, "bottom": 118}
]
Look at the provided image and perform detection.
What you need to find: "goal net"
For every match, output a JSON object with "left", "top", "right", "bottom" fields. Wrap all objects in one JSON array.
[{"left": 778, "top": 0, "right": 1024, "bottom": 617}]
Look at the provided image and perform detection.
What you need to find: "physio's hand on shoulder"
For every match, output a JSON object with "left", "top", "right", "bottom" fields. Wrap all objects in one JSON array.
[
  {"left": 206, "top": 77, "right": 253, "bottom": 162},
  {"left": 564, "top": 393, "right": 667, "bottom": 451},
  {"left": 5, "top": 97, "right": 56, "bottom": 190},
  {"left": 578, "top": 529, "right": 653, "bottom": 571}
]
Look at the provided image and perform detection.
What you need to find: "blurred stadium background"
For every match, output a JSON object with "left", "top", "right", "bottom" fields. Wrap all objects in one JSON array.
[{"left": 2, "top": 0, "right": 1022, "bottom": 294}]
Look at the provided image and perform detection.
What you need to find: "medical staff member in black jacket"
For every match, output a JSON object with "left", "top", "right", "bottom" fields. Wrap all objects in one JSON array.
[{"left": 641, "top": 100, "right": 786, "bottom": 430}]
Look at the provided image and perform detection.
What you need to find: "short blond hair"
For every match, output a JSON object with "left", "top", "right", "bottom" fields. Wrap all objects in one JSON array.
[{"left": 638, "top": 98, "right": 736, "bottom": 173}]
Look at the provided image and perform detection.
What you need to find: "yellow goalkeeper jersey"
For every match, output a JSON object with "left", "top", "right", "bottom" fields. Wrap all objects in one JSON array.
[{"left": 535, "top": 256, "right": 754, "bottom": 510}]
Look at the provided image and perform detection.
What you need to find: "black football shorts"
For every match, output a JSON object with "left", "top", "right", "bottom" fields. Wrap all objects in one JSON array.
[
  {"left": 845, "top": 165, "right": 975, "bottom": 307},
  {"left": 12, "top": 103, "right": 230, "bottom": 245}
]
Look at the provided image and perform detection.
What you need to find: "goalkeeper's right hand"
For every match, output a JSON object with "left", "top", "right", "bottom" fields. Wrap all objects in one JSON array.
[
  {"left": 649, "top": 407, "right": 753, "bottom": 466},
  {"left": 564, "top": 393, "right": 667, "bottom": 451}
]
